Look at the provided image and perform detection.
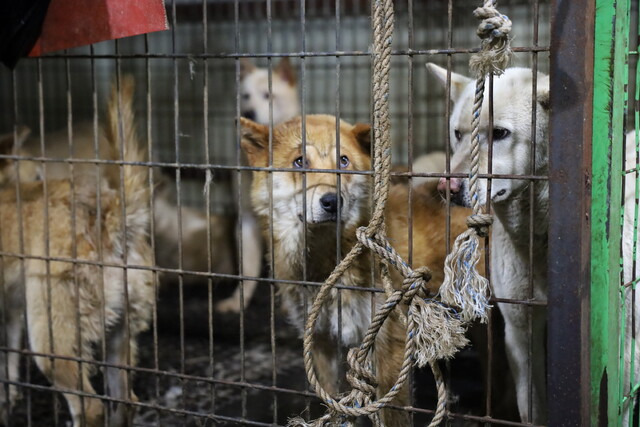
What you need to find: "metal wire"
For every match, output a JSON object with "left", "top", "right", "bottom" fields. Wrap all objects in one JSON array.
[{"left": 0, "top": 1, "right": 550, "bottom": 425}]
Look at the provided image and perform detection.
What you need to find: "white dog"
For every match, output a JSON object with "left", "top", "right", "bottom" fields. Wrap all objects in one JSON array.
[
  {"left": 427, "top": 64, "right": 549, "bottom": 423},
  {"left": 239, "top": 57, "right": 299, "bottom": 125},
  {"left": 426, "top": 63, "right": 640, "bottom": 424},
  {"left": 215, "top": 58, "right": 300, "bottom": 313}
]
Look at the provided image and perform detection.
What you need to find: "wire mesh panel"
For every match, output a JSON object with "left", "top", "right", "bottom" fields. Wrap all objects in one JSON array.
[{"left": 0, "top": 0, "right": 559, "bottom": 426}]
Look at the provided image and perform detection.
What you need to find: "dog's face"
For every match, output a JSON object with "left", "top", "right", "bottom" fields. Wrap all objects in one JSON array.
[
  {"left": 0, "top": 127, "right": 41, "bottom": 186},
  {"left": 240, "top": 115, "right": 371, "bottom": 229},
  {"left": 239, "top": 58, "right": 300, "bottom": 126},
  {"left": 428, "top": 64, "right": 550, "bottom": 207}
]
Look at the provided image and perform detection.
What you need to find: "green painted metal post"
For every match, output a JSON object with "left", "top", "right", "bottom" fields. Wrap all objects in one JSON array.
[{"left": 591, "top": 0, "right": 630, "bottom": 424}]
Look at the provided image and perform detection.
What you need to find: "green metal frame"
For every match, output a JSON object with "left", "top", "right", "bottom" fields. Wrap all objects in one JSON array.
[{"left": 591, "top": 0, "right": 631, "bottom": 424}]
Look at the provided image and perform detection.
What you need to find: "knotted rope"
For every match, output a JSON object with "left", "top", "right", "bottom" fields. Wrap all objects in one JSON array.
[
  {"left": 288, "top": 1, "right": 450, "bottom": 426},
  {"left": 289, "top": 2, "right": 512, "bottom": 426},
  {"left": 439, "top": 0, "right": 512, "bottom": 324}
]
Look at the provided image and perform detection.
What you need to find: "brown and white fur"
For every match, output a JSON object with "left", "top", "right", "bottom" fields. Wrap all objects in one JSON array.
[
  {"left": 240, "top": 114, "right": 469, "bottom": 425},
  {"left": 215, "top": 58, "right": 301, "bottom": 313},
  {"left": 0, "top": 105, "right": 237, "bottom": 300},
  {"left": 0, "top": 78, "right": 153, "bottom": 426}
]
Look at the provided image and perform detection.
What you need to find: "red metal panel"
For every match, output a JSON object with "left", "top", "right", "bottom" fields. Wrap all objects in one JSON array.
[{"left": 29, "top": 0, "right": 168, "bottom": 56}]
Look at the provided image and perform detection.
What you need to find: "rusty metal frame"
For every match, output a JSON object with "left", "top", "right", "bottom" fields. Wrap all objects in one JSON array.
[
  {"left": 547, "top": 0, "right": 595, "bottom": 425},
  {"left": 0, "top": 0, "right": 559, "bottom": 425}
]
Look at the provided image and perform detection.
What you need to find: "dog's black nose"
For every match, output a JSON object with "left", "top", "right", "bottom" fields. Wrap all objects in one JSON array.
[
  {"left": 320, "top": 193, "right": 342, "bottom": 214},
  {"left": 241, "top": 110, "right": 256, "bottom": 121}
]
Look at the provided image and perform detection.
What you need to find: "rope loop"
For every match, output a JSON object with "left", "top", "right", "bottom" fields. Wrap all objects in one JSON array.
[{"left": 293, "top": 0, "right": 512, "bottom": 425}]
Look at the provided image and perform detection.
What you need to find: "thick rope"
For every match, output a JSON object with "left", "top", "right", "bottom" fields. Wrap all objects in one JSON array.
[
  {"left": 288, "top": 1, "right": 450, "bottom": 426},
  {"left": 289, "top": 1, "right": 512, "bottom": 426},
  {"left": 439, "top": 0, "right": 512, "bottom": 324}
]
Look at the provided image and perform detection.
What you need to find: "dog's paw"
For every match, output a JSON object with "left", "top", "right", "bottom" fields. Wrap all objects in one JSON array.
[
  {"left": 0, "top": 385, "right": 20, "bottom": 424},
  {"left": 214, "top": 296, "right": 242, "bottom": 314}
]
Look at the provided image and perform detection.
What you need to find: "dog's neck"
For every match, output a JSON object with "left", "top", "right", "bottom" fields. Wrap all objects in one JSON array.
[
  {"left": 491, "top": 179, "right": 549, "bottom": 259},
  {"left": 270, "top": 212, "right": 370, "bottom": 283}
]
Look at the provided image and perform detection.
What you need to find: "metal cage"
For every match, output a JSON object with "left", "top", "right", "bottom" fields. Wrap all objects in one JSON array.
[{"left": 0, "top": 0, "right": 631, "bottom": 425}]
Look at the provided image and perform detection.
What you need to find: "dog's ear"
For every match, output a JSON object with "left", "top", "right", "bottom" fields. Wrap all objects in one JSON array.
[
  {"left": 351, "top": 123, "right": 371, "bottom": 155},
  {"left": 275, "top": 57, "right": 296, "bottom": 87},
  {"left": 0, "top": 126, "right": 31, "bottom": 155},
  {"left": 537, "top": 75, "right": 550, "bottom": 111},
  {"left": 239, "top": 58, "right": 256, "bottom": 79},
  {"left": 240, "top": 117, "right": 270, "bottom": 166},
  {"left": 426, "top": 63, "right": 472, "bottom": 101}
]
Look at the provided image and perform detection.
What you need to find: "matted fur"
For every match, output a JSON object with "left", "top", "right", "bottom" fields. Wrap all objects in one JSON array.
[{"left": 0, "top": 78, "right": 153, "bottom": 426}]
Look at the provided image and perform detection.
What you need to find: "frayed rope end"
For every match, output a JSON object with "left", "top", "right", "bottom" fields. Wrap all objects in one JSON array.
[
  {"left": 287, "top": 414, "right": 347, "bottom": 427},
  {"left": 439, "top": 227, "right": 491, "bottom": 323},
  {"left": 287, "top": 417, "right": 315, "bottom": 427},
  {"left": 410, "top": 299, "right": 469, "bottom": 367}
]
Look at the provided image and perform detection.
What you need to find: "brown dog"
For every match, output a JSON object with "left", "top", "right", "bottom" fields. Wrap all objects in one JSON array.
[
  {"left": 0, "top": 78, "right": 153, "bottom": 426},
  {"left": 240, "top": 114, "right": 469, "bottom": 425}
]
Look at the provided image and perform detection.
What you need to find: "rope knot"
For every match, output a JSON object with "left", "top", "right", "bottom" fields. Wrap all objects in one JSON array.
[
  {"left": 473, "top": 6, "right": 512, "bottom": 41},
  {"left": 346, "top": 348, "right": 378, "bottom": 395},
  {"left": 402, "top": 267, "right": 432, "bottom": 303},
  {"left": 469, "top": 1, "right": 512, "bottom": 78},
  {"left": 465, "top": 213, "right": 493, "bottom": 238}
]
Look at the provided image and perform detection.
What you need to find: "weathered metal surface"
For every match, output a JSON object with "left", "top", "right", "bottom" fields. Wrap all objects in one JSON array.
[
  {"left": 548, "top": 0, "right": 595, "bottom": 425},
  {"left": 590, "top": 0, "right": 630, "bottom": 424}
]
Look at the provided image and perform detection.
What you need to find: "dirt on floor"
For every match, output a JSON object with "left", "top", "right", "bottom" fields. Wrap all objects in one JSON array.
[{"left": 7, "top": 279, "right": 517, "bottom": 426}]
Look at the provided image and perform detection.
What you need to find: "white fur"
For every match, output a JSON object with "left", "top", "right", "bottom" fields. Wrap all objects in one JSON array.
[
  {"left": 216, "top": 61, "right": 300, "bottom": 313},
  {"left": 240, "top": 68, "right": 299, "bottom": 126},
  {"left": 427, "top": 63, "right": 640, "bottom": 423},
  {"left": 621, "top": 131, "right": 640, "bottom": 423},
  {"left": 427, "top": 64, "right": 550, "bottom": 423}
]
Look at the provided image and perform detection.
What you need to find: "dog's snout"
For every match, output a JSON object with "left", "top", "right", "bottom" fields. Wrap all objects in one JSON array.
[
  {"left": 241, "top": 110, "right": 256, "bottom": 121},
  {"left": 320, "top": 193, "right": 342, "bottom": 214},
  {"left": 437, "top": 177, "right": 461, "bottom": 193}
]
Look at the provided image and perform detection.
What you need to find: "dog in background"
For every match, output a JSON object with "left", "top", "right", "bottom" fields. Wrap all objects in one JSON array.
[
  {"left": 1, "top": 104, "right": 238, "bottom": 300},
  {"left": 240, "top": 114, "right": 470, "bottom": 425},
  {"left": 214, "top": 57, "right": 301, "bottom": 313},
  {"left": 0, "top": 77, "right": 153, "bottom": 426},
  {"left": 0, "top": 127, "right": 42, "bottom": 185},
  {"left": 427, "top": 63, "right": 550, "bottom": 423},
  {"left": 239, "top": 57, "right": 299, "bottom": 125}
]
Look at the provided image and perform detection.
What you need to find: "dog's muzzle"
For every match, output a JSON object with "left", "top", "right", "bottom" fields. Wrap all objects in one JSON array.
[
  {"left": 320, "top": 193, "right": 342, "bottom": 215},
  {"left": 438, "top": 179, "right": 469, "bottom": 208},
  {"left": 241, "top": 110, "right": 256, "bottom": 121}
]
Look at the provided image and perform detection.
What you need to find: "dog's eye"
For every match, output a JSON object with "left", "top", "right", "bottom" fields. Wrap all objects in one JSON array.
[
  {"left": 492, "top": 127, "right": 511, "bottom": 140},
  {"left": 293, "top": 156, "right": 308, "bottom": 168},
  {"left": 339, "top": 155, "right": 350, "bottom": 168},
  {"left": 242, "top": 93, "right": 249, "bottom": 100},
  {"left": 454, "top": 130, "right": 462, "bottom": 141}
]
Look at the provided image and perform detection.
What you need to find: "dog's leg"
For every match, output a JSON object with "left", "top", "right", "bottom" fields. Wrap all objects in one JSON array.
[
  {"left": 0, "top": 297, "right": 24, "bottom": 422},
  {"left": 311, "top": 333, "right": 340, "bottom": 396},
  {"left": 492, "top": 228, "right": 547, "bottom": 424},
  {"left": 216, "top": 211, "right": 262, "bottom": 313},
  {"left": 105, "top": 325, "right": 136, "bottom": 427},
  {"left": 499, "top": 300, "right": 546, "bottom": 424},
  {"left": 375, "top": 317, "right": 410, "bottom": 427},
  {"left": 26, "top": 274, "right": 104, "bottom": 427},
  {"left": 6, "top": 306, "right": 23, "bottom": 410}
]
